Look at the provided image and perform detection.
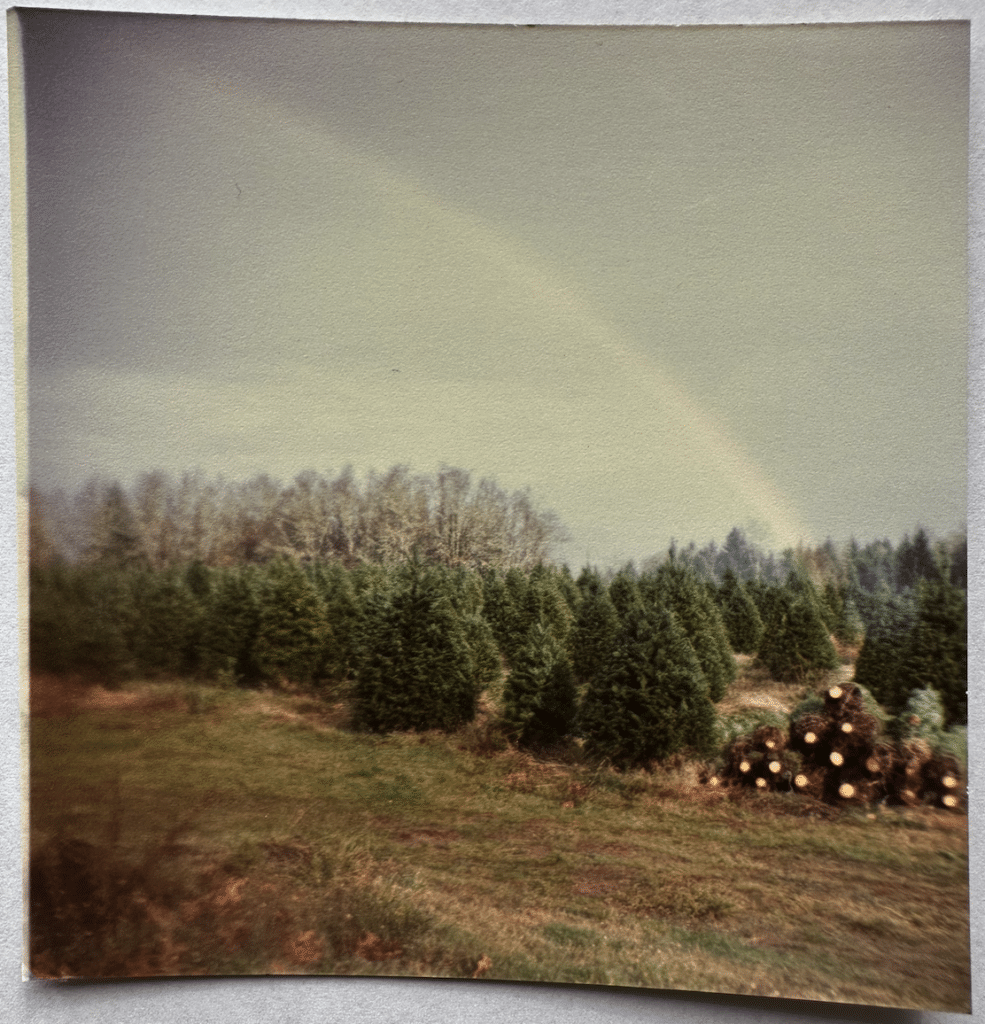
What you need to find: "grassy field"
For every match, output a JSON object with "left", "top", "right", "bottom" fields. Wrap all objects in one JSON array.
[{"left": 28, "top": 662, "right": 971, "bottom": 1011}]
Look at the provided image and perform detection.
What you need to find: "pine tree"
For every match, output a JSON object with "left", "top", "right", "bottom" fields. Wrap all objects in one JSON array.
[
  {"left": 128, "top": 567, "right": 200, "bottom": 676},
  {"left": 86, "top": 482, "right": 142, "bottom": 567},
  {"left": 480, "top": 568, "right": 515, "bottom": 663},
  {"left": 852, "top": 589, "right": 915, "bottom": 713},
  {"left": 716, "top": 568, "right": 765, "bottom": 654},
  {"left": 310, "top": 560, "right": 365, "bottom": 681},
  {"left": 253, "top": 559, "right": 329, "bottom": 686},
  {"left": 353, "top": 558, "right": 480, "bottom": 733},
  {"left": 501, "top": 620, "right": 576, "bottom": 749},
  {"left": 29, "top": 563, "right": 132, "bottom": 680},
  {"left": 523, "top": 565, "right": 575, "bottom": 650},
  {"left": 578, "top": 604, "right": 717, "bottom": 769},
  {"left": 757, "top": 575, "right": 838, "bottom": 684},
  {"left": 644, "top": 561, "right": 735, "bottom": 702},
  {"left": 198, "top": 567, "right": 262, "bottom": 684},
  {"left": 895, "top": 528, "right": 941, "bottom": 592},
  {"left": 553, "top": 565, "right": 582, "bottom": 618},
  {"left": 570, "top": 577, "right": 621, "bottom": 685},
  {"left": 897, "top": 580, "right": 967, "bottom": 726},
  {"left": 607, "top": 569, "right": 643, "bottom": 623}
]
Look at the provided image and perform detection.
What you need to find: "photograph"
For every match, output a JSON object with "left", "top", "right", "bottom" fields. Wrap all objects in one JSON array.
[{"left": 13, "top": 7, "right": 971, "bottom": 1013}]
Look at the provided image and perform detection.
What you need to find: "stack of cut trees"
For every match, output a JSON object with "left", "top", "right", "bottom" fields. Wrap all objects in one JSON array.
[{"left": 714, "top": 684, "right": 965, "bottom": 811}]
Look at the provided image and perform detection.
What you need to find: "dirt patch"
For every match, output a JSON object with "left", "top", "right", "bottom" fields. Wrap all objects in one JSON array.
[
  {"left": 254, "top": 695, "right": 349, "bottom": 731},
  {"left": 30, "top": 674, "right": 188, "bottom": 719}
]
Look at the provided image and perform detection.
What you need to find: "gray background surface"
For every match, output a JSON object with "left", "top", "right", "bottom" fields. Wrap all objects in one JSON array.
[{"left": 2, "top": 2, "right": 981, "bottom": 1023}]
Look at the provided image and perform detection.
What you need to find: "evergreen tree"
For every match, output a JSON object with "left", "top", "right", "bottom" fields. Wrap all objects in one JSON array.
[
  {"left": 253, "top": 559, "right": 329, "bottom": 686},
  {"left": 818, "top": 580, "right": 863, "bottom": 644},
  {"left": 461, "top": 612, "right": 503, "bottom": 693},
  {"left": 644, "top": 560, "right": 735, "bottom": 702},
  {"left": 128, "top": 567, "right": 200, "bottom": 676},
  {"left": 309, "top": 560, "right": 363, "bottom": 681},
  {"left": 897, "top": 579, "right": 967, "bottom": 726},
  {"left": 607, "top": 569, "right": 643, "bottom": 623},
  {"left": 86, "top": 482, "right": 142, "bottom": 567},
  {"left": 523, "top": 565, "right": 576, "bottom": 650},
  {"left": 480, "top": 568, "right": 514, "bottom": 661},
  {"left": 852, "top": 588, "right": 916, "bottom": 712},
  {"left": 553, "top": 564, "right": 582, "bottom": 617},
  {"left": 578, "top": 604, "right": 717, "bottom": 769},
  {"left": 501, "top": 620, "right": 576, "bottom": 749},
  {"left": 570, "top": 579, "right": 621, "bottom": 685},
  {"left": 198, "top": 567, "right": 262, "bottom": 684},
  {"left": 498, "top": 567, "right": 532, "bottom": 666},
  {"left": 29, "top": 563, "right": 133, "bottom": 680},
  {"left": 716, "top": 568, "right": 764, "bottom": 654},
  {"left": 895, "top": 528, "right": 941, "bottom": 592},
  {"left": 757, "top": 577, "right": 838, "bottom": 683},
  {"left": 353, "top": 558, "right": 480, "bottom": 733}
]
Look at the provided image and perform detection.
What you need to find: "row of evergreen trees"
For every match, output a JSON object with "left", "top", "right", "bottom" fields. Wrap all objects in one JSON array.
[
  {"left": 30, "top": 550, "right": 876, "bottom": 767},
  {"left": 30, "top": 525, "right": 968, "bottom": 756}
]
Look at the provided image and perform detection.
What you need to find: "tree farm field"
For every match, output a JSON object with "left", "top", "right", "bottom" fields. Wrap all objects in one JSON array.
[{"left": 29, "top": 658, "right": 970, "bottom": 1010}]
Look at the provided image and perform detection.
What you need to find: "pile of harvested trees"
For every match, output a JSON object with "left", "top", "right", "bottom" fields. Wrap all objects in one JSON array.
[{"left": 708, "top": 684, "right": 965, "bottom": 811}]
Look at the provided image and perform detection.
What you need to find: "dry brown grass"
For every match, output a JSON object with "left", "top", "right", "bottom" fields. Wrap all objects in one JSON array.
[{"left": 28, "top": 669, "right": 971, "bottom": 1009}]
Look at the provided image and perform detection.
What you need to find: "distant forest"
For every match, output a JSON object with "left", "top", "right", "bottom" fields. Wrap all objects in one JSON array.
[
  {"left": 28, "top": 466, "right": 969, "bottom": 754},
  {"left": 29, "top": 466, "right": 568, "bottom": 571}
]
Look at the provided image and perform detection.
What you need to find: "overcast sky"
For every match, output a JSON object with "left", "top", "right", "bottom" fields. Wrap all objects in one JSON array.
[{"left": 19, "top": 11, "right": 969, "bottom": 568}]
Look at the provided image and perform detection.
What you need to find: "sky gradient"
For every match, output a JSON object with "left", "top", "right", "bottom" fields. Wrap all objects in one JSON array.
[{"left": 20, "top": 12, "right": 969, "bottom": 568}]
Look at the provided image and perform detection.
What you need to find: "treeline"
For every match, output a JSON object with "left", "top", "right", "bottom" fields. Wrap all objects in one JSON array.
[
  {"left": 653, "top": 527, "right": 968, "bottom": 727},
  {"left": 29, "top": 465, "right": 569, "bottom": 571},
  {"left": 32, "top": 534, "right": 965, "bottom": 767},
  {"left": 29, "top": 468, "right": 968, "bottom": 750},
  {"left": 30, "top": 554, "right": 734, "bottom": 766},
  {"left": 664, "top": 525, "right": 967, "bottom": 596}
]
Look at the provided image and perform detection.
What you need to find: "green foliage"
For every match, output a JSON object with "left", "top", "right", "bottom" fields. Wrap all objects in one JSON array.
[
  {"left": 895, "top": 688, "right": 946, "bottom": 738},
  {"left": 607, "top": 570, "right": 643, "bottom": 622},
  {"left": 818, "top": 581, "right": 863, "bottom": 645},
  {"left": 461, "top": 613, "right": 503, "bottom": 692},
  {"left": 714, "top": 708, "right": 788, "bottom": 748},
  {"left": 578, "top": 604, "right": 717, "bottom": 769},
  {"left": 29, "top": 564, "right": 133, "bottom": 681},
  {"left": 716, "top": 569, "right": 764, "bottom": 655},
  {"left": 352, "top": 559, "right": 480, "bottom": 733},
  {"left": 897, "top": 580, "right": 967, "bottom": 726},
  {"left": 570, "top": 576, "right": 621, "bottom": 685},
  {"left": 788, "top": 693, "right": 826, "bottom": 724},
  {"left": 85, "top": 482, "right": 142, "bottom": 567},
  {"left": 197, "top": 567, "right": 262, "bottom": 684},
  {"left": 309, "top": 561, "right": 364, "bottom": 681},
  {"left": 852, "top": 589, "right": 916, "bottom": 712},
  {"left": 757, "top": 577, "right": 837, "bottom": 683},
  {"left": 127, "top": 567, "right": 200, "bottom": 677},
  {"left": 553, "top": 565, "right": 582, "bottom": 617},
  {"left": 480, "top": 569, "right": 516, "bottom": 663},
  {"left": 253, "top": 559, "right": 329, "bottom": 686},
  {"left": 643, "top": 561, "right": 735, "bottom": 702},
  {"left": 501, "top": 620, "right": 577, "bottom": 749},
  {"left": 892, "top": 689, "right": 966, "bottom": 768}
]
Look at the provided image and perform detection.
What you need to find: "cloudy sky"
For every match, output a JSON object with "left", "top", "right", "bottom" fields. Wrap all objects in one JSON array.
[{"left": 19, "top": 11, "right": 968, "bottom": 567}]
